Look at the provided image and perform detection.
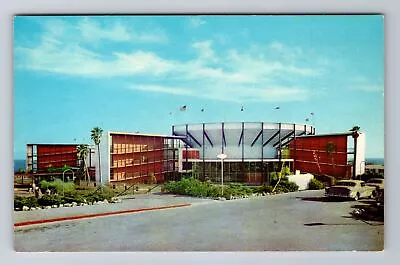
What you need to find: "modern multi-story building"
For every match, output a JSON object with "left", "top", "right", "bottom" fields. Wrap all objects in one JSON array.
[
  {"left": 97, "top": 132, "right": 186, "bottom": 184},
  {"left": 26, "top": 143, "right": 95, "bottom": 179},
  {"left": 23, "top": 123, "right": 366, "bottom": 186}
]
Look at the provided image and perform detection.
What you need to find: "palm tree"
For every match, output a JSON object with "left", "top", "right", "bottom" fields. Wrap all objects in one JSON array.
[
  {"left": 77, "top": 144, "right": 89, "bottom": 182},
  {"left": 91, "top": 127, "right": 103, "bottom": 184}
]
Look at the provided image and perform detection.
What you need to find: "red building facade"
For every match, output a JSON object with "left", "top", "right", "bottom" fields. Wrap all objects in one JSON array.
[
  {"left": 26, "top": 143, "right": 96, "bottom": 179},
  {"left": 289, "top": 134, "right": 352, "bottom": 179},
  {"left": 27, "top": 144, "right": 79, "bottom": 173}
]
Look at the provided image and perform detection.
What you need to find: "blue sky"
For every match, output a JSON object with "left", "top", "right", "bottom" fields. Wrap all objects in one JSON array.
[{"left": 13, "top": 15, "right": 384, "bottom": 159}]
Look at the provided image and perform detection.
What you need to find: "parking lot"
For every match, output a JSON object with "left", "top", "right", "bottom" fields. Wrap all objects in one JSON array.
[{"left": 14, "top": 190, "right": 384, "bottom": 251}]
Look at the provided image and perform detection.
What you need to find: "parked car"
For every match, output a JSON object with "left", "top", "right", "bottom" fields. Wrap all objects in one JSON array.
[
  {"left": 366, "top": 178, "right": 384, "bottom": 198},
  {"left": 375, "top": 188, "right": 384, "bottom": 205},
  {"left": 325, "top": 180, "right": 375, "bottom": 201},
  {"left": 366, "top": 178, "right": 384, "bottom": 190}
]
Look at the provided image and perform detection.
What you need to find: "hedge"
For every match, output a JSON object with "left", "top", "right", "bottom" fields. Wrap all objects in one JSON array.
[{"left": 307, "top": 178, "right": 325, "bottom": 190}]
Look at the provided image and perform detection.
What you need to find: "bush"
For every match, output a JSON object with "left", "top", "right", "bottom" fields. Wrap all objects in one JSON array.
[
  {"left": 14, "top": 196, "right": 38, "bottom": 209},
  {"left": 38, "top": 195, "right": 63, "bottom": 206},
  {"left": 307, "top": 178, "right": 325, "bottom": 190},
  {"left": 275, "top": 181, "right": 299, "bottom": 193},
  {"left": 315, "top": 175, "right": 336, "bottom": 187},
  {"left": 256, "top": 184, "right": 274, "bottom": 194},
  {"left": 39, "top": 179, "right": 76, "bottom": 194},
  {"left": 62, "top": 194, "right": 86, "bottom": 204}
]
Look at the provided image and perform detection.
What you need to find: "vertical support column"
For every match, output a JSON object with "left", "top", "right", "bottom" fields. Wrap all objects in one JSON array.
[
  {"left": 278, "top": 123, "right": 282, "bottom": 160},
  {"left": 261, "top": 122, "right": 264, "bottom": 185},
  {"left": 241, "top": 122, "right": 245, "bottom": 182},
  {"left": 221, "top": 122, "right": 225, "bottom": 154},
  {"left": 202, "top": 123, "right": 205, "bottom": 181},
  {"left": 352, "top": 132, "right": 359, "bottom": 179},
  {"left": 293, "top": 123, "right": 296, "bottom": 171},
  {"left": 278, "top": 123, "right": 282, "bottom": 174},
  {"left": 172, "top": 138, "right": 176, "bottom": 180},
  {"left": 185, "top": 124, "right": 189, "bottom": 175}
]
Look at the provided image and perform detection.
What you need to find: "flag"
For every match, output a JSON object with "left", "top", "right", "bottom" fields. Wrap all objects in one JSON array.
[
  {"left": 180, "top": 105, "right": 187, "bottom": 111},
  {"left": 275, "top": 106, "right": 280, "bottom": 110},
  {"left": 240, "top": 106, "right": 244, "bottom": 111},
  {"left": 201, "top": 108, "right": 204, "bottom": 112},
  {"left": 310, "top": 112, "right": 314, "bottom": 115},
  {"left": 305, "top": 118, "right": 310, "bottom": 122},
  {"left": 169, "top": 112, "right": 172, "bottom": 115}
]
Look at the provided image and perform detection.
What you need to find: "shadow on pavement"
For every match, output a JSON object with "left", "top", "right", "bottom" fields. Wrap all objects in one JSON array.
[
  {"left": 297, "top": 196, "right": 350, "bottom": 202},
  {"left": 346, "top": 202, "right": 384, "bottom": 223},
  {"left": 304, "top": 222, "right": 370, "bottom": 226}
]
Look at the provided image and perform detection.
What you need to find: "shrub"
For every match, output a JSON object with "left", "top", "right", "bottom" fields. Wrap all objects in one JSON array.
[
  {"left": 257, "top": 184, "right": 274, "bottom": 193},
  {"left": 275, "top": 181, "right": 299, "bottom": 193},
  {"left": 307, "top": 178, "right": 325, "bottom": 190},
  {"left": 38, "top": 195, "right": 63, "bottom": 206},
  {"left": 315, "top": 175, "right": 336, "bottom": 187},
  {"left": 14, "top": 196, "right": 39, "bottom": 209},
  {"left": 39, "top": 179, "right": 76, "bottom": 194},
  {"left": 62, "top": 194, "right": 86, "bottom": 204}
]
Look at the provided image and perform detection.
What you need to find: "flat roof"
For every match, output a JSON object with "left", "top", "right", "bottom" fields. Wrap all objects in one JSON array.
[
  {"left": 109, "top": 131, "right": 186, "bottom": 139},
  {"left": 27, "top": 143, "right": 84, "bottom": 146},
  {"left": 295, "top": 131, "right": 363, "bottom": 138}
]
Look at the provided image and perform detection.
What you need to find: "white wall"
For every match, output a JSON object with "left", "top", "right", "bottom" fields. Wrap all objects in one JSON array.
[
  {"left": 355, "top": 132, "right": 366, "bottom": 176},
  {"left": 287, "top": 173, "right": 314, "bottom": 190},
  {"left": 95, "top": 132, "right": 110, "bottom": 185}
]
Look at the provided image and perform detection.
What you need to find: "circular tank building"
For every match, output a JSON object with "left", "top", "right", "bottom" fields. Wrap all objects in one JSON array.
[{"left": 172, "top": 122, "right": 315, "bottom": 184}]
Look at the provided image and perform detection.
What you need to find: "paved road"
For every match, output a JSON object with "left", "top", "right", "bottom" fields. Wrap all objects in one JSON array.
[{"left": 14, "top": 190, "right": 383, "bottom": 251}]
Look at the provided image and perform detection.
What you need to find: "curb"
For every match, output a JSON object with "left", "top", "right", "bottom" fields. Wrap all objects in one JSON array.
[{"left": 14, "top": 203, "right": 191, "bottom": 228}]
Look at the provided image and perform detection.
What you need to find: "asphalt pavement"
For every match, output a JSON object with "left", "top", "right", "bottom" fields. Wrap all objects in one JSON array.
[{"left": 14, "top": 190, "right": 384, "bottom": 251}]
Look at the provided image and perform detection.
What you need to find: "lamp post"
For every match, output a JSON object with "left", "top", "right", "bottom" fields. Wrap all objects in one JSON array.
[{"left": 217, "top": 153, "right": 227, "bottom": 196}]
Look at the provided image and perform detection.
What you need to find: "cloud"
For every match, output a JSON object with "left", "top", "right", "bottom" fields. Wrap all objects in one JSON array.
[
  {"left": 192, "top": 40, "right": 215, "bottom": 60},
  {"left": 77, "top": 18, "right": 167, "bottom": 43},
  {"left": 351, "top": 76, "right": 384, "bottom": 92},
  {"left": 129, "top": 85, "right": 193, "bottom": 96},
  {"left": 189, "top": 17, "right": 206, "bottom": 28},
  {"left": 16, "top": 21, "right": 325, "bottom": 103}
]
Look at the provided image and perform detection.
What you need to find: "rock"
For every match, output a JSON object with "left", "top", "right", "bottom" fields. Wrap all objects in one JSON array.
[
  {"left": 52, "top": 205, "right": 58, "bottom": 208},
  {"left": 36, "top": 207, "right": 41, "bottom": 210},
  {"left": 22, "top": 206, "right": 30, "bottom": 211},
  {"left": 29, "top": 207, "right": 35, "bottom": 211},
  {"left": 103, "top": 199, "right": 109, "bottom": 204},
  {"left": 72, "top": 202, "right": 78, "bottom": 207},
  {"left": 59, "top": 204, "right": 64, "bottom": 208},
  {"left": 80, "top": 203, "right": 85, "bottom": 206},
  {"left": 45, "top": 206, "right": 52, "bottom": 209},
  {"left": 64, "top": 203, "right": 71, "bottom": 207}
]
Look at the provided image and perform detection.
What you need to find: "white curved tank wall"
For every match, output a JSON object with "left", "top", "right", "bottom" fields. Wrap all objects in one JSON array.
[{"left": 173, "top": 122, "right": 314, "bottom": 160}]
